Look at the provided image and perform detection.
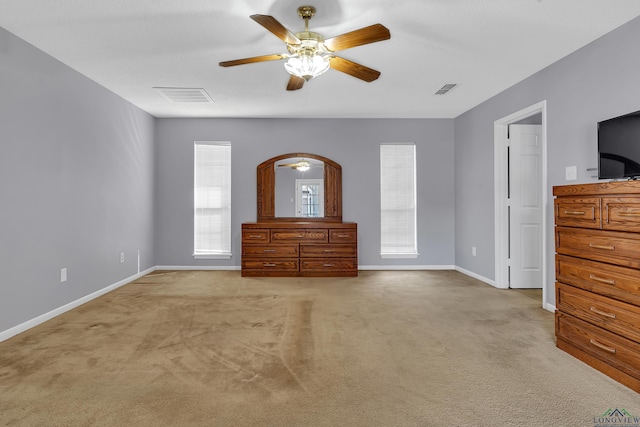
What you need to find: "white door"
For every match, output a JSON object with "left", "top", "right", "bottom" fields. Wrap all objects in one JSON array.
[
  {"left": 295, "top": 179, "right": 324, "bottom": 218},
  {"left": 509, "top": 124, "right": 543, "bottom": 289}
]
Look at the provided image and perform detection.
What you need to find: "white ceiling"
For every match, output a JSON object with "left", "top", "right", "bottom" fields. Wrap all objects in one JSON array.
[{"left": 2, "top": 0, "right": 640, "bottom": 119}]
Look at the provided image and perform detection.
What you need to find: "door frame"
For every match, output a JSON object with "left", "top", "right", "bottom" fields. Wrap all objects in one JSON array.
[{"left": 494, "top": 101, "right": 549, "bottom": 309}]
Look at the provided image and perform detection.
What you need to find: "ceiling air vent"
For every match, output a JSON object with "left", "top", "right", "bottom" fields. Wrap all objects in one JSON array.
[
  {"left": 434, "top": 83, "right": 458, "bottom": 95},
  {"left": 154, "top": 87, "right": 214, "bottom": 103}
]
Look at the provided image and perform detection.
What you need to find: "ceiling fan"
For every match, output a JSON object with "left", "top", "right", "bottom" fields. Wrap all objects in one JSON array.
[{"left": 219, "top": 6, "right": 391, "bottom": 91}]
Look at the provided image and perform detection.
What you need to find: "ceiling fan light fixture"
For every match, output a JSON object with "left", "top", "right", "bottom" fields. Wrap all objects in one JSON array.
[{"left": 284, "top": 52, "right": 330, "bottom": 81}]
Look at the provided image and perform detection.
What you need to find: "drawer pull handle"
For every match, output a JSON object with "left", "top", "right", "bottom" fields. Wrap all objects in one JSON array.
[
  {"left": 263, "top": 249, "right": 276, "bottom": 253},
  {"left": 337, "top": 234, "right": 350, "bottom": 237},
  {"left": 590, "top": 306, "right": 617, "bottom": 319},
  {"left": 619, "top": 211, "right": 640, "bottom": 217},
  {"left": 324, "top": 250, "right": 336, "bottom": 253},
  {"left": 564, "top": 210, "right": 586, "bottom": 216},
  {"left": 589, "top": 243, "right": 615, "bottom": 251},
  {"left": 323, "top": 263, "right": 335, "bottom": 267},
  {"left": 589, "top": 339, "right": 616, "bottom": 354},
  {"left": 263, "top": 263, "right": 277, "bottom": 267},
  {"left": 248, "top": 235, "right": 264, "bottom": 239},
  {"left": 588, "top": 274, "right": 616, "bottom": 285}
]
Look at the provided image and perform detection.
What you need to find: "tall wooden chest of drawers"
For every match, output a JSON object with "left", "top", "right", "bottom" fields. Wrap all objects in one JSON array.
[
  {"left": 241, "top": 222, "right": 358, "bottom": 277},
  {"left": 554, "top": 181, "right": 640, "bottom": 392}
]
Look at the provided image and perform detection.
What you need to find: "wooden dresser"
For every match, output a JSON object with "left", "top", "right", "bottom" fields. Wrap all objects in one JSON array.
[
  {"left": 554, "top": 180, "right": 640, "bottom": 392},
  {"left": 241, "top": 222, "right": 358, "bottom": 277}
]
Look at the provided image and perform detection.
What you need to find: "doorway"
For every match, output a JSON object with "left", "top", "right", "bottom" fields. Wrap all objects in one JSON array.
[
  {"left": 494, "top": 101, "right": 550, "bottom": 310},
  {"left": 295, "top": 179, "right": 324, "bottom": 218}
]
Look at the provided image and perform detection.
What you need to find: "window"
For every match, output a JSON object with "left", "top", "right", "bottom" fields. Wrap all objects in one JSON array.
[
  {"left": 380, "top": 143, "right": 418, "bottom": 258},
  {"left": 194, "top": 142, "right": 231, "bottom": 259}
]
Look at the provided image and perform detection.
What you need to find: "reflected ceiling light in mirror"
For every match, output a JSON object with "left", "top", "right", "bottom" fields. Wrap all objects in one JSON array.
[
  {"left": 295, "top": 160, "right": 311, "bottom": 172},
  {"left": 275, "top": 158, "right": 313, "bottom": 171}
]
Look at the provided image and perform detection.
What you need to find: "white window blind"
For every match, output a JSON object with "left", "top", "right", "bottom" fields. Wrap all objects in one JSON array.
[
  {"left": 194, "top": 142, "right": 231, "bottom": 259},
  {"left": 380, "top": 143, "right": 418, "bottom": 258}
]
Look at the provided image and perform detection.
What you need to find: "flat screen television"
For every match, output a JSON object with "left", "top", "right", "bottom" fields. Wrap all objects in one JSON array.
[{"left": 598, "top": 110, "right": 640, "bottom": 180}]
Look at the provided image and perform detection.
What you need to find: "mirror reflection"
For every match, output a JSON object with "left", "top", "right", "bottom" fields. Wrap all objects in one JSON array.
[{"left": 275, "top": 157, "right": 324, "bottom": 217}]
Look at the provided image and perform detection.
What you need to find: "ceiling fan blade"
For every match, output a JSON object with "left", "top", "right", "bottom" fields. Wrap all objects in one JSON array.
[
  {"left": 324, "top": 24, "right": 390, "bottom": 52},
  {"left": 286, "top": 75, "right": 305, "bottom": 91},
  {"left": 219, "top": 54, "right": 286, "bottom": 67},
  {"left": 251, "top": 14, "right": 301, "bottom": 45},
  {"left": 329, "top": 56, "right": 381, "bottom": 82}
]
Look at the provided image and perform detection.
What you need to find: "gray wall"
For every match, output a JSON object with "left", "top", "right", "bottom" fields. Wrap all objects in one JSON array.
[
  {"left": 455, "top": 16, "right": 640, "bottom": 306},
  {"left": 154, "top": 118, "right": 455, "bottom": 267},
  {"left": 0, "top": 27, "right": 156, "bottom": 332}
]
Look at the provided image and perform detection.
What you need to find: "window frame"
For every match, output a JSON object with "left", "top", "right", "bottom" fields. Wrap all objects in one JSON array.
[
  {"left": 193, "top": 141, "right": 232, "bottom": 259},
  {"left": 380, "top": 142, "right": 418, "bottom": 259}
]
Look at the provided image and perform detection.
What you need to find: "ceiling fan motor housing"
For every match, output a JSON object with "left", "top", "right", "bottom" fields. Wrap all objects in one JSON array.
[
  {"left": 297, "top": 6, "right": 316, "bottom": 20},
  {"left": 288, "top": 33, "right": 326, "bottom": 54}
]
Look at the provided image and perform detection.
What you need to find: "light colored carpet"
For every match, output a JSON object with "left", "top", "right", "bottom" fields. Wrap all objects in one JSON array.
[{"left": 0, "top": 270, "right": 638, "bottom": 426}]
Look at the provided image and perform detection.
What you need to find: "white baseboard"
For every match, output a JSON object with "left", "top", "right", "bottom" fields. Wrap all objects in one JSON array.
[
  {"left": 0, "top": 267, "right": 156, "bottom": 343},
  {"left": 544, "top": 302, "right": 556, "bottom": 313},
  {"left": 158, "top": 265, "right": 457, "bottom": 272},
  {"left": 454, "top": 266, "right": 497, "bottom": 287},
  {"left": 359, "top": 265, "right": 455, "bottom": 271},
  {"left": 155, "top": 265, "right": 241, "bottom": 271}
]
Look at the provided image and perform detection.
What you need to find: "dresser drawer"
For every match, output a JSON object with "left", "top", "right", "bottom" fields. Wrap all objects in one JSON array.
[
  {"left": 242, "top": 259, "right": 298, "bottom": 271},
  {"left": 556, "top": 312, "right": 640, "bottom": 381},
  {"left": 603, "top": 196, "right": 640, "bottom": 232},
  {"left": 556, "top": 255, "right": 640, "bottom": 305},
  {"left": 242, "top": 244, "right": 299, "bottom": 257},
  {"left": 556, "top": 283, "right": 640, "bottom": 343},
  {"left": 300, "top": 258, "right": 357, "bottom": 272},
  {"left": 329, "top": 229, "right": 357, "bottom": 243},
  {"left": 242, "top": 229, "right": 270, "bottom": 243},
  {"left": 300, "top": 244, "right": 356, "bottom": 257},
  {"left": 555, "top": 197, "right": 601, "bottom": 229},
  {"left": 271, "top": 229, "right": 328, "bottom": 243},
  {"left": 556, "top": 227, "right": 640, "bottom": 269}
]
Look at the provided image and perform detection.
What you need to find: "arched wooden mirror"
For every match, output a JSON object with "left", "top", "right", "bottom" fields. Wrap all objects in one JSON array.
[{"left": 257, "top": 153, "right": 342, "bottom": 222}]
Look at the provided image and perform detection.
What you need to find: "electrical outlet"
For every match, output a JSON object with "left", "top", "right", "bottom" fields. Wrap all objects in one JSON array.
[
  {"left": 566, "top": 165, "right": 577, "bottom": 181},
  {"left": 120, "top": 252, "right": 125, "bottom": 264},
  {"left": 60, "top": 268, "right": 67, "bottom": 283},
  {"left": 472, "top": 247, "right": 477, "bottom": 257}
]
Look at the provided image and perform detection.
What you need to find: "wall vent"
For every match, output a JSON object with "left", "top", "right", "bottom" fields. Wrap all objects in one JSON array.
[
  {"left": 434, "top": 83, "right": 458, "bottom": 95},
  {"left": 154, "top": 87, "right": 214, "bottom": 103}
]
